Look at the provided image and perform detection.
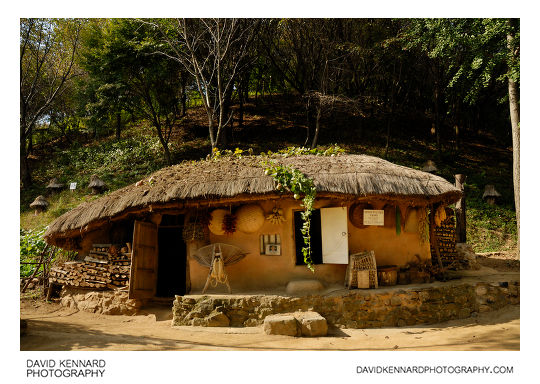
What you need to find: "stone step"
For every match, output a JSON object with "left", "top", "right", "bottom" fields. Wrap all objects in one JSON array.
[{"left": 263, "top": 311, "right": 328, "bottom": 337}]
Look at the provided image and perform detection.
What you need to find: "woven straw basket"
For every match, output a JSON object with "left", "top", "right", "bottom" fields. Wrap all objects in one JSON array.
[
  {"left": 208, "top": 209, "right": 228, "bottom": 235},
  {"left": 236, "top": 204, "right": 265, "bottom": 233},
  {"left": 349, "top": 203, "right": 373, "bottom": 228}
]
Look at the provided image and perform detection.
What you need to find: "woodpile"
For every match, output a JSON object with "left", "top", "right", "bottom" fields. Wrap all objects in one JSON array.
[
  {"left": 429, "top": 210, "right": 466, "bottom": 269},
  {"left": 49, "top": 244, "right": 131, "bottom": 290}
]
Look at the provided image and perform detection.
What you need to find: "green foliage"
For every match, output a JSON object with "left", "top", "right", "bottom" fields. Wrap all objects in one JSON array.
[
  {"left": 401, "top": 18, "right": 519, "bottom": 105},
  {"left": 258, "top": 146, "right": 344, "bottom": 271},
  {"left": 275, "top": 145, "right": 345, "bottom": 157},
  {"left": 466, "top": 201, "right": 517, "bottom": 253},
  {"left": 20, "top": 227, "right": 47, "bottom": 277},
  {"left": 264, "top": 162, "right": 317, "bottom": 271},
  {"left": 48, "top": 136, "right": 166, "bottom": 191}
]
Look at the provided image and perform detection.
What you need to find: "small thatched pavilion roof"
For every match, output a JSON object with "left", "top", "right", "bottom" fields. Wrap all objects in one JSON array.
[
  {"left": 483, "top": 184, "right": 502, "bottom": 199},
  {"left": 88, "top": 175, "right": 106, "bottom": 189},
  {"left": 422, "top": 160, "right": 438, "bottom": 173},
  {"left": 30, "top": 195, "right": 49, "bottom": 209},
  {"left": 44, "top": 154, "right": 461, "bottom": 245},
  {"left": 46, "top": 178, "right": 64, "bottom": 189}
]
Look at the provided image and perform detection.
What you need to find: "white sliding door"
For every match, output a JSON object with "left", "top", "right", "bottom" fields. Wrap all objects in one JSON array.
[{"left": 320, "top": 207, "right": 349, "bottom": 264}]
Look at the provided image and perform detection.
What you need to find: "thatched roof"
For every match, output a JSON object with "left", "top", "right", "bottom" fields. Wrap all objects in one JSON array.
[
  {"left": 46, "top": 178, "right": 64, "bottom": 189},
  {"left": 30, "top": 195, "right": 49, "bottom": 208},
  {"left": 422, "top": 160, "right": 438, "bottom": 173},
  {"left": 483, "top": 184, "right": 502, "bottom": 198},
  {"left": 44, "top": 154, "right": 461, "bottom": 243}
]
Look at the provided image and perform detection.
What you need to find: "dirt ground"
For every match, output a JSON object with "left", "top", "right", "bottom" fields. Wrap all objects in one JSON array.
[
  {"left": 20, "top": 255, "right": 519, "bottom": 351},
  {"left": 20, "top": 300, "right": 519, "bottom": 351},
  {"left": 476, "top": 251, "right": 520, "bottom": 272}
]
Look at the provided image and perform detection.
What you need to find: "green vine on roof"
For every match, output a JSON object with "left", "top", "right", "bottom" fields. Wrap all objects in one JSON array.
[
  {"left": 209, "top": 144, "right": 345, "bottom": 161},
  {"left": 208, "top": 145, "right": 345, "bottom": 272},
  {"left": 263, "top": 161, "right": 317, "bottom": 272}
]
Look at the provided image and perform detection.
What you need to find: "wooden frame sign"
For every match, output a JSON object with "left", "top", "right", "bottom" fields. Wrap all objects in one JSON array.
[{"left": 363, "top": 209, "right": 384, "bottom": 226}]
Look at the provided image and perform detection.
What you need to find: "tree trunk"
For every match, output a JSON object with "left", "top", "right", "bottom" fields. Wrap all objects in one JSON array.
[
  {"left": 20, "top": 142, "right": 32, "bottom": 188},
  {"left": 454, "top": 174, "right": 467, "bottom": 243},
  {"left": 208, "top": 115, "right": 217, "bottom": 150},
  {"left": 507, "top": 20, "right": 520, "bottom": 258},
  {"left": 180, "top": 76, "right": 187, "bottom": 117},
  {"left": 434, "top": 83, "right": 441, "bottom": 159},
  {"left": 238, "top": 92, "right": 244, "bottom": 129},
  {"left": 310, "top": 102, "right": 322, "bottom": 149},
  {"left": 115, "top": 111, "right": 122, "bottom": 140}
]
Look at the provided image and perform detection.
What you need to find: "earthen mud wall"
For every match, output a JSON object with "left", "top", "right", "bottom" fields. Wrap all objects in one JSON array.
[{"left": 189, "top": 198, "right": 431, "bottom": 291}]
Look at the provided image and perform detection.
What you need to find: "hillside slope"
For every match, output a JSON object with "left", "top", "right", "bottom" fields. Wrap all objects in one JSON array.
[{"left": 20, "top": 98, "right": 517, "bottom": 254}]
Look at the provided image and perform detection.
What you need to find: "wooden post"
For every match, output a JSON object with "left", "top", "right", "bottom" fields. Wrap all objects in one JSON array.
[
  {"left": 455, "top": 174, "right": 467, "bottom": 243},
  {"left": 429, "top": 206, "right": 445, "bottom": 280}
]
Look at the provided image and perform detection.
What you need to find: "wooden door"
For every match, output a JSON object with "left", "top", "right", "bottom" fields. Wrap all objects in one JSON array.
[
  {"left": 320, "top": 207, "right": 349, "bottom": 264},
  {"left": 129, "top": 221, "right": 158, "bottom": 299}
]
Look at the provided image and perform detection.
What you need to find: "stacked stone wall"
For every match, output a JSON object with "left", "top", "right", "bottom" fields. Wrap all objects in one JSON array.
[
  {"left": 172, "top": 281, "right": 519, "bottom": 329},
  {"left": 60, "top": 287, "right": 142, "bottom": 315}
]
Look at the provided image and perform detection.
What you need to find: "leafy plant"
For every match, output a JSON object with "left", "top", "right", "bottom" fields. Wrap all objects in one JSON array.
[
  {"left": 263, "top": 161, "right": 317, "bottom": 271},
  {"left": 20, "top": 227, "right": 48, "bottom": 277}
]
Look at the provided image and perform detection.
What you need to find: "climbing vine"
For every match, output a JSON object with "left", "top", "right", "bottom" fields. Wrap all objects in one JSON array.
[
  {"left": 208, "top": 145, "right": 344, "bottom": 271},
  {"left": 263, "top": 161, "right": 317, "bottom": 271}
]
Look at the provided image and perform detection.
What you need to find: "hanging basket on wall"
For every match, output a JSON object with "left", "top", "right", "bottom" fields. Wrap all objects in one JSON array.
[
  {"left": 208, "top": 209, "right": 228, "bottom": 235},
  {"left": 349, "top": 202, "right": 373, "bottom": 229},
  {"left": 236, "top": 204, "right": 265, "bottom": 233}
]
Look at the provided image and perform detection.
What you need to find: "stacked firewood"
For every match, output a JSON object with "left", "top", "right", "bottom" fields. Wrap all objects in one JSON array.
[
  {"left": 49, "top": 244, "right": 131, "bottom": 290},
  {"left": 430, "top": 216, "right": 466, "bottom": 269}
]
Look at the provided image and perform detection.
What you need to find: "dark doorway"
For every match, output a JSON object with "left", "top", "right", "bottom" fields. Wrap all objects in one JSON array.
[
  {"left": 156, "top": 215, "right": 186, "bottom": 297},
  {"left": 294, "top": 209, "right": 323, "bottom": 266}
]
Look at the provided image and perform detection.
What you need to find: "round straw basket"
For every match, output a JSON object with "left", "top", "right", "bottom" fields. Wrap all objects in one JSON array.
[
  {"left": 235, "top": 204, "right": 265, "bottom": 234},
  {"left": 349, "top": 203, "right": 373, "bottom": 228},
  {"left": 208, "top": 209, "right": 228, "bottom": 235}
]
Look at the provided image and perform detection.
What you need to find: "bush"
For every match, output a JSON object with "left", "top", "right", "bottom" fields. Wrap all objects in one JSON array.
[{"left": 20, "top": 227, "right": 48, "bottom": 278}]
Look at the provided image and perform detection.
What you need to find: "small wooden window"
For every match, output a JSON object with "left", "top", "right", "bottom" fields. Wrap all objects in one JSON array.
[{"left": 260, "top": 234, "right": 281, "bottom": 255}]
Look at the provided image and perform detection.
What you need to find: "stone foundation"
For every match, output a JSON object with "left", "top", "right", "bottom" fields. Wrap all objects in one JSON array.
[
  {"left": 172, "top": 280, "right": 519, "bottom": 328},
  {"left": 60, "top": 287, "right": 142, "bottom": 315}
]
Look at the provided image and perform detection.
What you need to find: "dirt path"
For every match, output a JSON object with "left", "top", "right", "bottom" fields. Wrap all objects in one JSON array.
[{"left": 20, "top": 300, "right": 519, "bottom": 351}]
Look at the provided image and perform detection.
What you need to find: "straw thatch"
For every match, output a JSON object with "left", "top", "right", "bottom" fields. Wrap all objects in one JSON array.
[
  {"left": 46, "top": 178, "right": 64, "bottom": 190},
  {"left": 482, "top": 184, "right": 502, "bottom": 199},
  {"left": 44, "top": 154, "right": 461, "bottom": 243},
  {"left": 30, "top": 195, "right": 49, "bottom": 209},
  {"left": 422, "top": 160, "right": 438, "bottom": 173},
  {"left": 88, "top": 174, "right": 106, "bottom": 188}
]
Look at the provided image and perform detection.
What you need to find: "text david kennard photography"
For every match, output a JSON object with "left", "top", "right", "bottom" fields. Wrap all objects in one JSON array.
[{"left": 26, "top": 359, "right": 106, "bottom": 378}]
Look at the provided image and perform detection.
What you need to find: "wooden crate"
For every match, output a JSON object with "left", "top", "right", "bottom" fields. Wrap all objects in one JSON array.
[{"left": 346, "top": 251, "right": 378, "bottom": 289}]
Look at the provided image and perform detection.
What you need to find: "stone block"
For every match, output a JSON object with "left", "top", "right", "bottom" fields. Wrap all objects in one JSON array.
[
  {"left": 390, "top": 296, "right": 402, "bottom": 306},
  {"left": 295, "top": 312, "right": 328, "bottom": 337},
  {"left": 243, "top": 318, "right": 260, "bottom": 327},
  {"left": 286, "top": 279, "right": 324, "bottom": 295},
  {"left": 205, "top": 312, "right": 230, "bottom": 327},
  {"left": 458, "top": 308, "right": 471, "bottom": 319},
  {"left": 478, "top": 304, "right": 491, "bottom": 313},
  {"left": 263, "top": 314, "right": 300, "bottom": 336},
  {"left": 475, "top": 284, "right": 488, "bottom": 296}
]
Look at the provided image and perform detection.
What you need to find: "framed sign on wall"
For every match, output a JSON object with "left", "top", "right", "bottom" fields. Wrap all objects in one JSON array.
[{"left": 363, "top": 209, "right": 384, "bottom": 226}]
